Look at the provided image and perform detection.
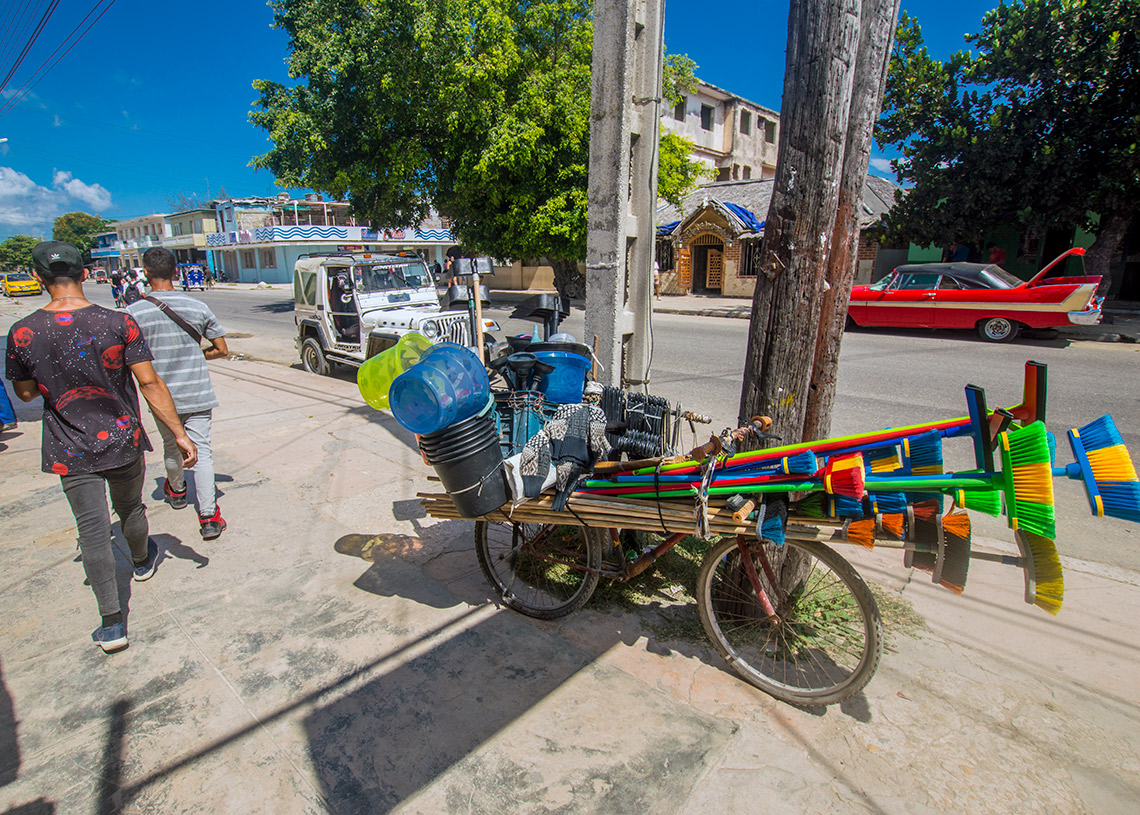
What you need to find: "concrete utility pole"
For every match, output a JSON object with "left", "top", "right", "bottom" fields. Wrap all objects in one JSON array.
[{"left": 584, "top": 0, "right": 665, "bottom": 389}]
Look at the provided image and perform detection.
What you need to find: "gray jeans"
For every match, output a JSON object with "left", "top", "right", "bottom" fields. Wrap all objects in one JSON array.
[
  {"left": 156, "top": 410, "right": 215, "bottom": 516},
  {"left": 60, "top": 455, "right": 148, "bottom": 617}
]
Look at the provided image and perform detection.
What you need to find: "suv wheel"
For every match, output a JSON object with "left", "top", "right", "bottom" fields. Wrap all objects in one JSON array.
[{"left": 301, "top": 337, "right": 332, "bottom": 375}]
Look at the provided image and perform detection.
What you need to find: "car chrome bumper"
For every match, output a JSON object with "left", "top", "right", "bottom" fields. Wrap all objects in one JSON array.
[{"left": 1068, "top": 308, "right": 1102, "bottom": 325}]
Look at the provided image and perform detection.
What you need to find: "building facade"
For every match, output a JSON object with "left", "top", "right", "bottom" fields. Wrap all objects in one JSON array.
[
  {"left": 205, "top": 194, "right": 457, "bottom": 283},
  {"left": 655, "top": 176, "right": 903, "bottom": 298},
  {"left": 660, "top": 79, "right": 781, "bottom": 183},
  {"left": 115, "top": 214, "right": 170, "bottom": 269},
  {"left": 164, "top": 208, "right": 218, "bottom": 267}
]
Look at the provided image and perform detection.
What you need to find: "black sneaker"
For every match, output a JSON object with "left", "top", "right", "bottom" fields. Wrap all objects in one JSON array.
[
  {"left": 92, "top": 622, "right": 128, "bottom": 653},
  {"left": 133, "top": 539, "right": 159, "bottom": 582},
  {"left": 163, "top": 478, "right": 187, "bottom": 510},
  {"left": 199, "top": 508, "right": 226, "bottom": 540}
]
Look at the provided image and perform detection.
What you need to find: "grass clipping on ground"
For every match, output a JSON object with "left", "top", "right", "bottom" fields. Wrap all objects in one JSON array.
[{"left": 589, "top": 533, "right": 926, "bottom": 647}]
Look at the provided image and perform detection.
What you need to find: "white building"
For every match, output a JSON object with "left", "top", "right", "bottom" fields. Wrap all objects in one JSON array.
[{"left": 660, "top": 79, "right": 781, "bottom": 183}]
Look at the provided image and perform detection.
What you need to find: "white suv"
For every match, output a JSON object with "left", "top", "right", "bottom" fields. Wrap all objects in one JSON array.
[{"left": 293, "top": 252, "right": 486, "bottom": 375}]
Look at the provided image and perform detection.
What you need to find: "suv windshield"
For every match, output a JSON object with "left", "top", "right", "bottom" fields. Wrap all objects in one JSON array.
[{"left": 352, "top": 261, "right": 430, "bottom": 292}]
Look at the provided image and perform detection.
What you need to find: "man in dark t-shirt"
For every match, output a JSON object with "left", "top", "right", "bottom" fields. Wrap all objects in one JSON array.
[{"left": 5, "top": 241, "right": 197, "bottom": 654}]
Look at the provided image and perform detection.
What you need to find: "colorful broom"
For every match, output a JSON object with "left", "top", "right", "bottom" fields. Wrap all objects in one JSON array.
[{"left": 1056, "top": 415, "right": 1140, "bottom": 523}]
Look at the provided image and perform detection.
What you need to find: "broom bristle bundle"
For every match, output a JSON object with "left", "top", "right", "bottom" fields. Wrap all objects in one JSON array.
[
  {"left": 871, "top": 491, "right": 907, "bottom": 514},
  {"left": 844, "top": 519, "right": 876, "bottom": 548},
  {"left": 880, "top": 513, "right": 905, "bottom": 539},
  {"left": 824, "top": 454, "right": 865, "bottom": 499},
  {"left": 939, "top": 530, "right": 971, "bottom": 594},
  {"left": 832, "top": 494, "right": 865, "bottom": 518},
  {"left": 761, "top": 514, "right": 786, "bottom": 545},
  {"left": 941, "top": 510, "right": 972, "bottom": 538},
  {"left": 1021, "top": 531, "right": 1064, "bottom": 615},
  {"left": 1001, "top": 423, "right": 1057, "bottom": 539},
  {"left": 959, "top": 488, "right": 1002, "bottom": 517},
  {"left": 910, "top": 550, "right": 936, "bottom": 574},
  {"left": 1098, "top": 482, "right": 1140, "bottom": 523},
  {"left": 911, "top": 500, "right": 941, "bottom": 523},
  {"left": 1085, "top": 445, "right": 1138, "bottom": 482},
  {"left": 1076, "top": 415, "right": 1124, "bottom": 450},
  {"left": 796, "top": 494, "right": 826, "bottom": 518},
  {"left": 781, "top": 451, "right": 819, "bottom": 475},
  {"left": 865, "top": 445, "right": 901, "bottom": 474}
]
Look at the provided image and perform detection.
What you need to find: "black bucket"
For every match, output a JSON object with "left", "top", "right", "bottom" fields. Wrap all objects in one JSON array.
[
  {"left": 422, "top": 417, "right": 509, "bottom": 518},
  {"left": 419, "top": 413, "right": 497, "bottom": 454}
]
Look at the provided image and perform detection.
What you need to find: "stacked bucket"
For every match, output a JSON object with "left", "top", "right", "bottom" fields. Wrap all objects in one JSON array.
[{"left": 357, "top": 334, "right": 508, "bottom": 517}]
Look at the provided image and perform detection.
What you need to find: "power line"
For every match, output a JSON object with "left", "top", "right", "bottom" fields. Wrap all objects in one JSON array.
[
  {"left": 0, "top": 0, "right": 45, "bottom": 76},
  {"left": 0, "top": 0, "right": 115, "bottom": 120},
  {"left": 0, "top": 0, "right": 59, "bottom": 97}
]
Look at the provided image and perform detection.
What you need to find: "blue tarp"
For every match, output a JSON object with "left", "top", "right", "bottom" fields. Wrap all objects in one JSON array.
[
  {"left": 723, "top": 202, "right": 765, "bottom": 233},
  {"left": 656, "top": 220, "right": 680, "bottom": 237}
]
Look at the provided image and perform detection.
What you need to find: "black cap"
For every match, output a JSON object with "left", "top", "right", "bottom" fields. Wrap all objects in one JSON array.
[{"left": 32, "top": 241, "right": 83, "bottom": 275}]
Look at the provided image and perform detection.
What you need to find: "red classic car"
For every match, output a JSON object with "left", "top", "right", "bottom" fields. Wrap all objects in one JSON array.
[{"left": 847, "top": 248, "right": 1102, "bottom": 342}]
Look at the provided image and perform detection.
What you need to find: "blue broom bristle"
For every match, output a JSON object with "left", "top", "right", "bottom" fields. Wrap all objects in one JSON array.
[
  {"left": 761, "top": 514, "right": 786, "bottom": 545},
  {"left": 831, "top": 494, "right": 865, "bottom": 518},
  {"left": 1076, "top": 415, "right": 1124, "bottom": 450},
  {"left": 907, "top": 430, "right": 944, "bottom": 469},
  {"left": 865, "top": 445, "right": 901, "bottom": 474},
  {"left": 870, "top": 491, "right": 907, "bottom": 514},
  {"left": 1099, "top": 482, "right": 1140, "bottom": 523}
]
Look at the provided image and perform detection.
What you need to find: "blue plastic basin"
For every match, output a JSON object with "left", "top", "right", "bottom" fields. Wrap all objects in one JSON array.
[{"left": 532, "top": 351, "right": 590, "bottom": 404}]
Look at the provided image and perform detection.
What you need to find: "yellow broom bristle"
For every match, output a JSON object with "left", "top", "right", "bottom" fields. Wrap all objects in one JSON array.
[
  {"left": 845, "top": 519, "right": 876, "bottom": 548},
  {"left": 941, "top": 510, "right": 971, "bottom": 538},
  {"left": 1086, "top": 445, "right": 1139, "bottom": 482},
  {"left": 870, "top": 454, "right": 901, "bottom": 473},
  {"left": 1023, "top": 532, "right": 1064, "bottom": 615},
  {"left": 1010, "top": 461, "right": 1055, "bottom": 504},
  {"left": 911, "top": 464, "right": 943, "bottom": 476},
  {"left": 880, "top": 513, "right": 905, "bottom": 539}
]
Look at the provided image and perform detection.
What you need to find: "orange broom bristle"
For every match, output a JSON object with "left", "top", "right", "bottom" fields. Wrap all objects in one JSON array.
[
  {"left": 911, "top": 500, "right": 940, "bottom": 523},
  {"left": 880, "top": 513, "right": 905, "bottom": 539},
  {"left": 1085, "top": 445, "right": 1139, "bottom": 482},
  {"left": 845, "top": 519, "right": 876, "bottom": 548},
  {"left": 941, "top": 510, "right": 971, "bottom": 538}
]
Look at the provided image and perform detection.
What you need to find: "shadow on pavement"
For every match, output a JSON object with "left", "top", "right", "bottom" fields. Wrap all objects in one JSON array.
[
  {"left": 249, "top": 299, "right": 294, "bottom": 314},
  {"left": 96, "top": 699, "right": 130, "bottom": 815}
]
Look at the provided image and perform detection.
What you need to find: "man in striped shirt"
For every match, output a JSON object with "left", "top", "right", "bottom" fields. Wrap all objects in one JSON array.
[{"left": 128, "top": 248, "right": 229, "bottom": 539}]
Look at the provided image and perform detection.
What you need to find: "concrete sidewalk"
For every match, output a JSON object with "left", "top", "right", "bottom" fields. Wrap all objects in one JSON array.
[{"left": 2, "top": 315, "right": 1140, "bottom": 812}]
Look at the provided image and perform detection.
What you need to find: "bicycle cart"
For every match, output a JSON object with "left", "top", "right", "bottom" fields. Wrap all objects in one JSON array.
[{"left": 420, "top": 377, "right": 884, "bottom": 707}]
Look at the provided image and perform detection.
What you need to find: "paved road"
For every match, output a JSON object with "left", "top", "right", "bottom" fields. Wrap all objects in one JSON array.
[{"left": 72, "top": 284, "right": 1140, "bottom": 571}]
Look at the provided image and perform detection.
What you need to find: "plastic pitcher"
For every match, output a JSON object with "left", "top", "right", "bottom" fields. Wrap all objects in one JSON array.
[{"left": 357, "top": 332, "right": 433, "bottom": 409}]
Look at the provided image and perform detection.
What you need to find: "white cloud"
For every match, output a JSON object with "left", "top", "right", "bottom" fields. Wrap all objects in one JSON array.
[
  {"left": 53, "top": 114, "right": 63, "bottom": 127},
  {"left": 52, "top": 170, "right": 113, "bottom": 210},
  {"left": 0, "top": 167, "right": 113, "bottom": 235},
  {"left": 869, "top": 158, "right": 894, "bottom": 174}
]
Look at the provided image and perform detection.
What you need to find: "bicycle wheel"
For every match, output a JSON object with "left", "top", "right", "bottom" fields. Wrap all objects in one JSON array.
[
  {"left": 474, "top": 521, "right": 603, "bottom": 619},
  {"left": 696, "top": 537, "right": 882, "bottom": 706}
]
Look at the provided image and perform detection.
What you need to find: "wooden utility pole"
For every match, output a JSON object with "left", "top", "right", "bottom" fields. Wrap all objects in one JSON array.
[
  {"left": 803, "top": 0, "right": 901, "bottom": 441},
  {"left": 739, "top": 0, "right": 898, "bottom": 443}
]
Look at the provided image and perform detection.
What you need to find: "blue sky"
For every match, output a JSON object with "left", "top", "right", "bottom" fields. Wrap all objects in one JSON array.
[{"left": 0, "top": 0, "right": 1000, "bottom": 241}]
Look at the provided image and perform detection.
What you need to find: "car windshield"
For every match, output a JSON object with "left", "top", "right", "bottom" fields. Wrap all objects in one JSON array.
[
  {"left": 352, "top": 261, "right": 430, "bottom": 292},
  {"left": 981, "top": 265, "right": 1022, "bottom": 288},
  {"left": 7, "top": 273, "right": 33, "bottom": 281},
  {"left": 867, "top": 275, "right": 892, "bottom": 290}
]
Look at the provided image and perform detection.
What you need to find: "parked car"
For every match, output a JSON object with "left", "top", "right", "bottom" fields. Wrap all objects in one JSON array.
[
  {"left": 1, "top": 272, "right": 43, "bottom": 297},
  {"left": 846, "top": 248, "right": 1102, "bottom": 342},
  {"left": 293, "top": 252, "right": 497, "bottom": 375}
]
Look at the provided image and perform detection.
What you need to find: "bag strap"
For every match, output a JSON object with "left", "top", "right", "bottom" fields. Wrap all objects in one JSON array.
[{"left": 144, "top": 295, "right": 203, "bottom": 345}]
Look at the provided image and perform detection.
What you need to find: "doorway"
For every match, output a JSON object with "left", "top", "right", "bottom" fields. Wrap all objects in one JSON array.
[{"left": 690, "top": 236, "right": 724, "bottom": 294}]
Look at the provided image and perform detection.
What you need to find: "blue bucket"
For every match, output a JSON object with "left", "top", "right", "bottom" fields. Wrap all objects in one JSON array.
[
  {"left": 389, "top": 344, "right": 490, "bottom": 435},
  {"left": 532, "top": 351, "right": 591, "bottom": 404}
]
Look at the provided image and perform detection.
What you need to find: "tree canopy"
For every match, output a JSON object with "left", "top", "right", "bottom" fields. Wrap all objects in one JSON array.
[
  {"left": 0, "top": 234, "right": 38, "bottom": 270},
  {"left": 51, "top": 212, "right": 111, "bottom": 263},
  {"left": 876, "top": 0, "right": 1139, "bottom": 285},
  {"left": 251, "top": 0, "right": 706, "bottom": 294}
]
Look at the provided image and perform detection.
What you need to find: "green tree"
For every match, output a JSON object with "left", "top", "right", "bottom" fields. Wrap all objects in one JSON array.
[
  {"left": 877, "top": 1, "right": 1140, "bottom": 290},
  {"left": 52, "top": 212, "right": 112, "bottom": 263},
  {"left": 250, "top": 0, "right": 706, "bottom": 298},
  {"left": 0, "top": 234, "right": 39, "bottom": 270}
]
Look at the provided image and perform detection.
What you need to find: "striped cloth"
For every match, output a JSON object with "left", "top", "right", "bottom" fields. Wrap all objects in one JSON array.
[{"left": 127, "top": 292, "right": 224, "bottom": 413}]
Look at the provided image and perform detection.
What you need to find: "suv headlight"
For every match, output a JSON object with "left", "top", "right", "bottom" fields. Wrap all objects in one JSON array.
[{"left": 420, "top": 319, "right": 439, "bottom": 338}]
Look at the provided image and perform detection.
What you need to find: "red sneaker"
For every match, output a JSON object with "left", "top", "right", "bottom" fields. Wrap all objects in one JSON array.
[
  {"left": 199, "top": 507, "right": 226, "bottom": 540},
  {"left": 163, "top": 478, "right": 187, "bottom": 510}
]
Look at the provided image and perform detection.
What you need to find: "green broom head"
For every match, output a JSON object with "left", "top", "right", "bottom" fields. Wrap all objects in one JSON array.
[
  {"left": 950, "top": 481, "right": 1003, "bottom": 516},
  {"left": 904, "top": 430, "right": 944, "bottom": 505},
  {"left": 823, "top": 453, "right": 865, "bottom": 500},
  {"left": 999, "top": 421, "right": 1056, "bottom": 539},
  {"left": 795, "top": 493, "right": 826, "bottom": 518},
  {"left": 1065, "top": 415, "right": 1140, "bottom": 523},
  {"left": 1014, "top": 530, "right": 1064, "bottom": 615}
]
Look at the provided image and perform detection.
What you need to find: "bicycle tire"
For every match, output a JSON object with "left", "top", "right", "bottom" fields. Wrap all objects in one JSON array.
[
  {"left": 696, "top": 537, "right": 882, "bottom": 706},
  {"left": 474, "top": 521, "right": 603, "bottom": 619}
]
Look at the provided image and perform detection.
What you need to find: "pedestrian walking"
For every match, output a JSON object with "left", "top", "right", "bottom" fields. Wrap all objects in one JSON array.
[
  {"left": 5, "top": 242, "right": 197, "bottom": 653},
  {"left": 127, "top": 248, "right": 228, "bottom": 540},
  {"left": 0, "top": 377, "right": 17, "bottom": 433}
]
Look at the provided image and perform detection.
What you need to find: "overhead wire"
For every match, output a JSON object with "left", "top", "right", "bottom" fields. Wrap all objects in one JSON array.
[
  {"left": 0, "top": 0, "right": 59, "bottom": 96},
  {"left": 0, "top": 0, "right": 46, "bottom": 77},
  {"left": 0, "top": 0, "right": 116, "bottom": 120}
]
